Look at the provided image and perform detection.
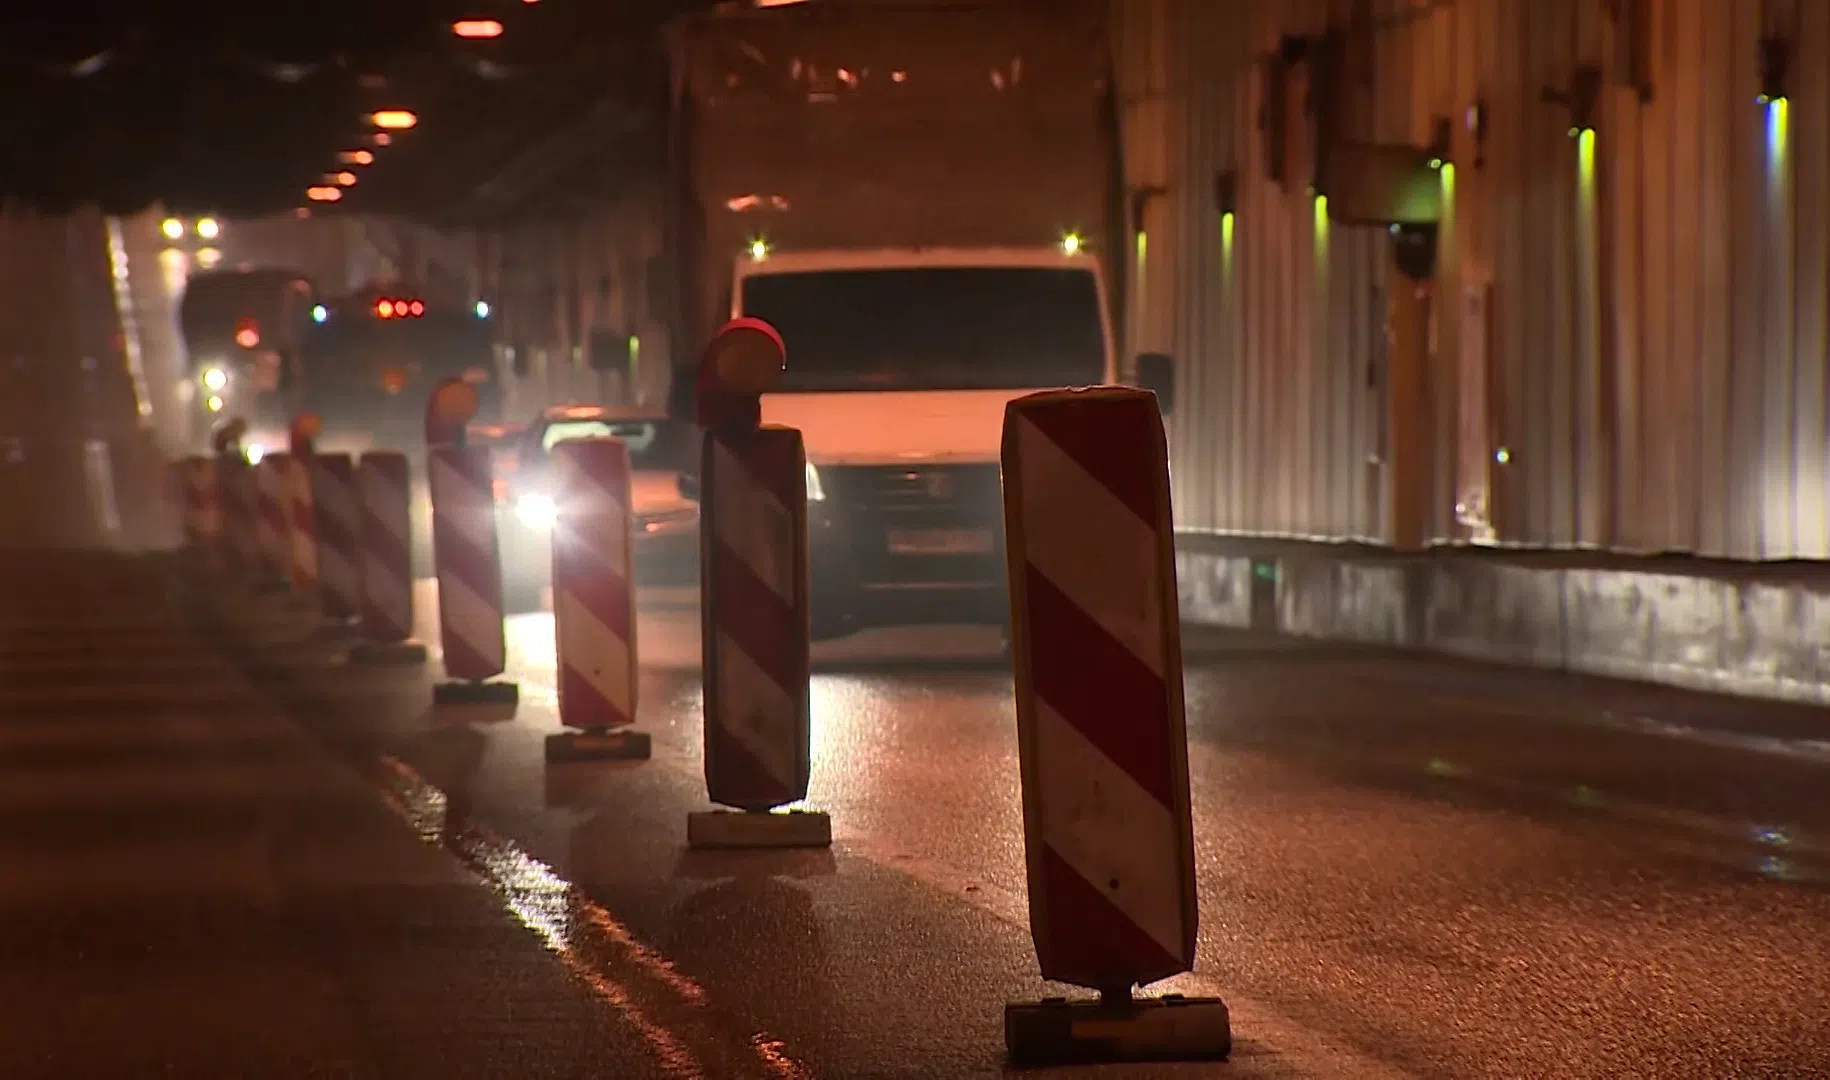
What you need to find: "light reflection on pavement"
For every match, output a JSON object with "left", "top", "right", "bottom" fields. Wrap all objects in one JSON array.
[{"left": 282, "top": 579, "right": 1830, "bottom": 1078}]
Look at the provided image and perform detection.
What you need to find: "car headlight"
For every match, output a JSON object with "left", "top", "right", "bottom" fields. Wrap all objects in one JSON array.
[
  {"left": 201, "top": 367, "right": 228, "bottom": 391},
  {"left": 244, "top": 443, "right": 266, "bottom": 465},
  {"left": 515, "top": 493, "right": 558, "bottom": 528},
  {"left": 805, "top": 461, "right": 826, "bottom": 502}
]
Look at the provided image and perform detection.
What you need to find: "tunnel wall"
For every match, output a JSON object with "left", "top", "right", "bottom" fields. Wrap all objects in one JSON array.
[
  {"left": 1176, "top": 536, "right": 1830, "bottom": 706},
  {"left": 0, "top": 208, "right": 175, "bottom": 551},
  {"left": 1117, "top": 0, "right": 1830, "bottom": 561}
]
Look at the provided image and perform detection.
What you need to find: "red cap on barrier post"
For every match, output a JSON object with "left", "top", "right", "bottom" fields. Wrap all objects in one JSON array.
[
  {"left": 695, "top": 317, "right": 785, "bottom": 431},
  {"left": 289, "top": 411, "right": 322, "bottom": 458},
  {"left": 426, "top": 378, "right": 480, "bottom": 448}
]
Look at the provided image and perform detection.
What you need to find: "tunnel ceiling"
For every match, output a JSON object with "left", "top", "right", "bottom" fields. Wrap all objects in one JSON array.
[{"left": 0, "top": 1, "right": 720, "bottom": 226}]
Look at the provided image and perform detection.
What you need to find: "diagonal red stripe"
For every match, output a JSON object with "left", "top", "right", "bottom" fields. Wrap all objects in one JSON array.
[
  {"left": 712, "top": 427, "right": 805, "bottom": 509},
  {"left": 1014, "top": 390, "right": 1165, "bottom": 525},
  {"left": 558, "top": 662, "right": 632, "bottom": 731},
  {"left": 706, "top": 540, "right": 804, "bottom": 695},
  {"left": 1021, "top": 563, "right": 1175, "bottom": 808},
  {"left": 552, "top": 446, "right": 632, "bottom": 642},
  {"left": 364, "top": 500, "right": 411, "bottom": 582},
  {"left": 432, "top": 519, "right": 503, "bottom": 618},
  {"left": 313, "top": 456, "right": 359, "bottom": 558},
  {"left": 441, "top": 631, "right": 494, "bottom": 684},
  {"left": 704, "top": 713, "right": 800, "bottom": 812},
  {"left": 1035, "top": 843, "right": 1187, "bottom": 988},
  {"left": 361, "top": 554, "right": 412, "bottom": 642},
  {"left": 362, "top": 579, "right": 411, "bottom": 642},
  {"left": 360, "top": 456, "right": 413, "bottom": 588},
  {"left": 555, "top": 541, "right": 631, "bottom": 641},
  {"left": 316, "top": 512, "right": 357, "bottom": 560},
  {"left": 429, "top": 453, "right": 505, "bottom": 680},
  {"left": 429, "top": 447, "right": 504, "bottom": 617}
]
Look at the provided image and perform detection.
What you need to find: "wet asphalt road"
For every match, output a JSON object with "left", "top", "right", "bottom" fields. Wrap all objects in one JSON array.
[
  {"left": 210, "top": 575, "right": 1830, "bottom": 1080},
  {"left": 8, "top": 555, "right": 1830, "bottom": 1078},
  {"left": 0, "top": 556, "right": 695, "bottom": 1080}
]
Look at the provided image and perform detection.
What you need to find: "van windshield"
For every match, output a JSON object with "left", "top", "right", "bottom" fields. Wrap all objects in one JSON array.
[{"left": 739, "top": 266, "right": 1107, "bottom": 392}]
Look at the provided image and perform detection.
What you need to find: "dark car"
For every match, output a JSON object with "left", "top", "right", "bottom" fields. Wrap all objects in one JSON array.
[{"left": 497, "top": 405, "right": 699, "bottom": 612}]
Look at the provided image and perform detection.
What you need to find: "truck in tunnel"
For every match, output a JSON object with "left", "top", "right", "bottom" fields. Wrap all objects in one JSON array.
[{"left": 662, "top": 0, "right": 1124, "bottom": 640}]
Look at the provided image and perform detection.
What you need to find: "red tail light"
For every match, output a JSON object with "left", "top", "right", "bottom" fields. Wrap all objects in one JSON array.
[{"left": 373, "top": 298, "right": 426, "bottom": 319}]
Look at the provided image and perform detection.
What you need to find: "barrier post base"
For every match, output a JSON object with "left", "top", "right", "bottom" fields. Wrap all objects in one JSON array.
[
  {"left": 432, "top": 680, "right": 520, "bottom": 706},
  {"left": 686, "top": 808, "right": 832, "bottom": 850},
  {"left": 1003, "top": 992, "right": 1230, "bottom": 1067},
  {"left": 544, "top": 728, "right": 653, "bottom": 764},
  {"left": 349, "top": 639, "right": 429, "bottom": 665}
]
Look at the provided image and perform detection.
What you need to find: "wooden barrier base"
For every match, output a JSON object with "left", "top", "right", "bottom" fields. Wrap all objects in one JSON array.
[
  {"left": 686, "top": 808, "right": 832, "bottom": 850},
  {"left": 349, "top": 639, "right": 430, "bottom": 665},
  {"left": 1004, "top": 993, "right": 1230, "bottom": 1067},
  {"left": 544, "top": 728, "right": 652, "bottom": 764}
]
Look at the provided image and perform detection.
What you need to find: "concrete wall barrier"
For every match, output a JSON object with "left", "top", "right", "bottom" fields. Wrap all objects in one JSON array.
[
  {"left": 1175, "top": 536, "right": 1830, "bottom": 708},
  {"left": 1174, "top": 550, "right": 1251, "bottom": 630}
]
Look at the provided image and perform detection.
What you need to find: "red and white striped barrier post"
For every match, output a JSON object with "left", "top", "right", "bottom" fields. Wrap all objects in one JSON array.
[
  {"left": 173, "top": 455, "right": 221, "bottom": 562},
  {"left": 544, "top": 437, "right": 652, "bottom": 763},
  {"left": 210, "top": 419, "right": 258, "bottom": 585},
  {"left": 999, "top": 386, "right": 1229, "bottom": 1066},
  {"left": 285, "top": 412, "right": 351, "bottom": 641},
  {"left": 687, "top": 317, "right": 829, "bottom": 849},
  {"left": 426, "top": 378, "right": 517, "bottom": 705},
  {"left": 213, "top": 453, "right": 255, "bottom": 584},
  {"left": 252, "top": 454, "right": 294, "bottom": 592},
  {"left": 309, "top": 451, "right": 364, "bottom": 624},
  {"left": 350, "top": 451, "right": 429, "bottom": 664},
  {"left": 280, "top": 442, "right": 318, "bottom": 603}
]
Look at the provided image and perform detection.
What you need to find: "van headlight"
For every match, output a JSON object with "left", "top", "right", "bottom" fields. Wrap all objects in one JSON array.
[
  {"left": 804, "top": 461, "right": 825, "bottom": 502},
  {"left": 515, "top": 493, "right": 558, "bottom": 528}
]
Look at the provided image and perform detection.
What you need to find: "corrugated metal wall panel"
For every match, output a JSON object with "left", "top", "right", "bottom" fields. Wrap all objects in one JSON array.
[
  {"left": 1795, "top": 0, "right": 1829, "bottom": 559},
  {"left": 1126, "top": 0, "right": 1830, "bottom": 561}
]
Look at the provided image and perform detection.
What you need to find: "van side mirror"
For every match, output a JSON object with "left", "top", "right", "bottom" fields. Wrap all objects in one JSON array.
[
  {"left": 1135, "top": 352, "right": 1176, "bottom": 413},
  {"left": 677, "top": 471, "right": 701, "bottom": 502}
]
